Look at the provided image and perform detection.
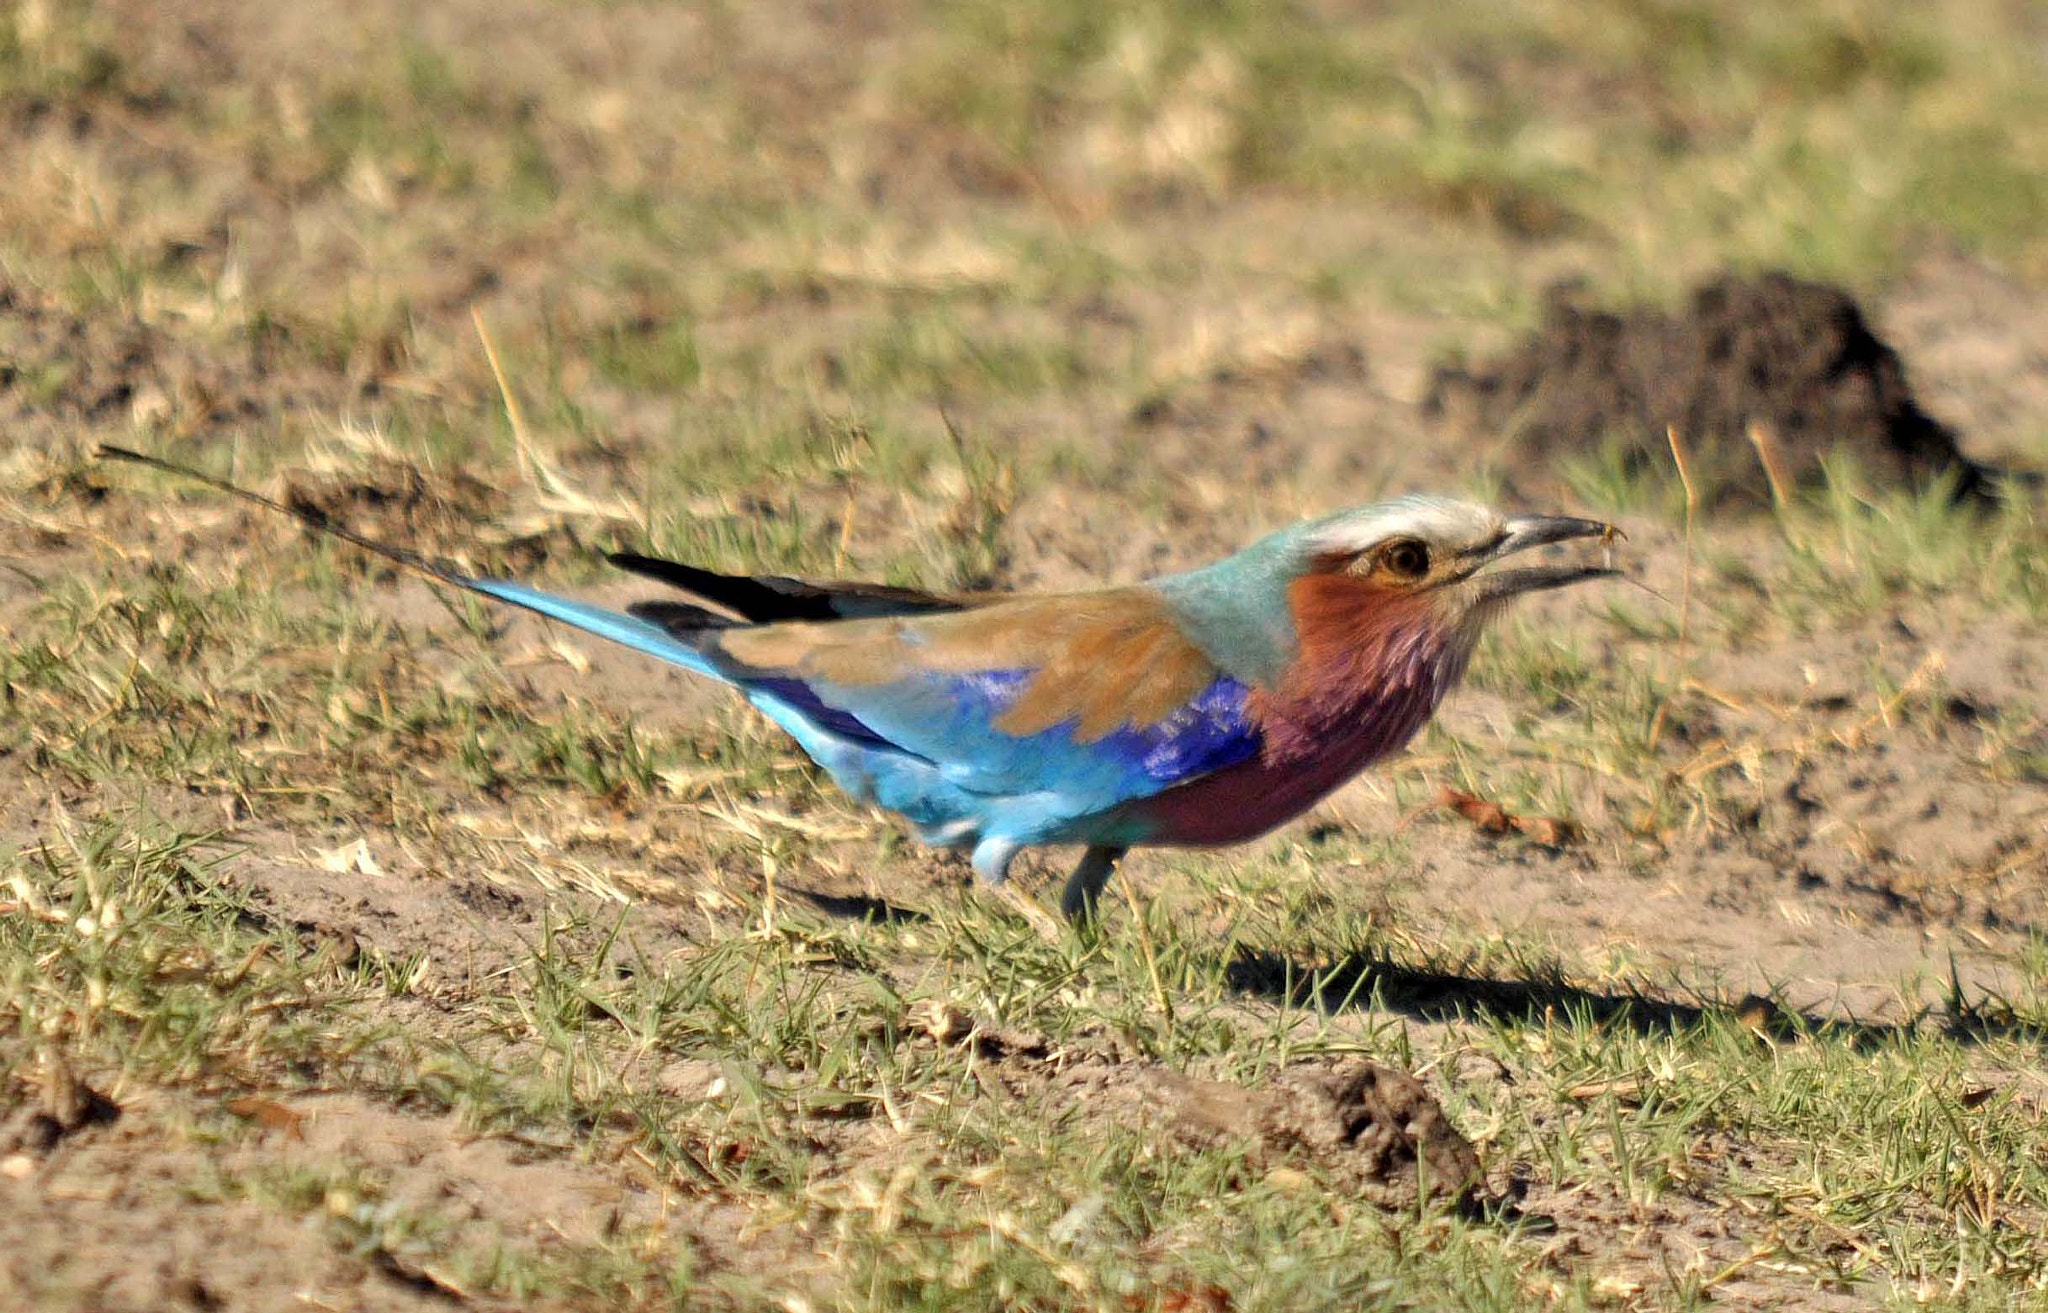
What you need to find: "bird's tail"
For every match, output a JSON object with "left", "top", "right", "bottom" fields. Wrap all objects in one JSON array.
[{"left": 94, "top": 445, "right": 727, "bottom": 679}]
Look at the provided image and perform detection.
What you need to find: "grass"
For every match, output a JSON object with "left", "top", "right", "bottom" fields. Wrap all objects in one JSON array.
[
  {"left": 6, "top": 430, "right": 2048, "bottom": 1308},
  {"left": 5, "top": 0, "right": 2048, "bottom": 1306},
  {"left": 888, "top": 0, "right": 2048, "bottom": 289}
]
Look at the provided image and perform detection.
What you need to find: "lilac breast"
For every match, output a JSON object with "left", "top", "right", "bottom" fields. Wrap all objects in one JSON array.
[{"left": 1116, "top": 633, "right": 1465, "bottom": 847}]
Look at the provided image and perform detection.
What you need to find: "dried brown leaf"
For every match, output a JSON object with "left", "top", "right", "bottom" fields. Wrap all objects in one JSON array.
[
  {"left": 1436, "top": 786, "right": 1582, "bottom": 846},
  {"left": 1436, "top": 785, "right": 1512, "bottom": 834},
  {"left": 224, "top": 1096, "right": 307, "bottom": 1140}
]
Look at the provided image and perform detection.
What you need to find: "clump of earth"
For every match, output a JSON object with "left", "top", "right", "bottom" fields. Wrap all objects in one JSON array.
[
  {"left": 1051, "top": 1056, "right": 1485, "bottom": 1210},
  {"left": 1424, "top": 271, "right": 1985, "bottom": 505}
]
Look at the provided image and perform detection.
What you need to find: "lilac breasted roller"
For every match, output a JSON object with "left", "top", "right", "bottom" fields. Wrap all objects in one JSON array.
[{"left": 100, "top": 446, "right": 1619, "bottom": 919}]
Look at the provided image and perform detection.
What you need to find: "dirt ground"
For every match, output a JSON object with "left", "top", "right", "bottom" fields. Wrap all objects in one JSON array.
[{"left": 5, "top": 0, "right": 2048, "bottom": 1309}]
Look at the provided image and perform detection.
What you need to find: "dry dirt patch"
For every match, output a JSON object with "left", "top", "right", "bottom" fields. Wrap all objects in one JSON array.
[
  {"left": 0, "top": 275, "right": 364, "bottom": 451},
  {"left": 1426, "top": 272, "right": 1990, "bottom": 504}
]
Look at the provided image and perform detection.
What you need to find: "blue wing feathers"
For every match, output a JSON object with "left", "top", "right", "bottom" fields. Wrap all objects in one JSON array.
[
  {"left": 746, "top": 675, "right": 904, "bottom": 752},
  {"left": 912, "top": 668, "right": 1258, "bottom": 786},
  {"left": 461, "top": 576, "right": 1258, "bottom": 849},
  {"left": 1129, "top": 677, "right": 1261, "bottom": 781}
]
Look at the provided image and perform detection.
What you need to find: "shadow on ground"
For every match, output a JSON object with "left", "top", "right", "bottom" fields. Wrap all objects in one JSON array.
[{"left": 1225, "top": 947, "right": 2042, "bottom": 1049}]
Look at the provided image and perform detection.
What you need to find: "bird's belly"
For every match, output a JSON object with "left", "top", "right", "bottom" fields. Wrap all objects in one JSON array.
[{"left": 1118, "top": 685, "right": 1438, "bottom": 847}]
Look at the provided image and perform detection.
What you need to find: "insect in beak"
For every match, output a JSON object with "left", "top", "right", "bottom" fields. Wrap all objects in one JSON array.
[{"left": 1467, "top": 515, "right": 1624, "bottom": 601}]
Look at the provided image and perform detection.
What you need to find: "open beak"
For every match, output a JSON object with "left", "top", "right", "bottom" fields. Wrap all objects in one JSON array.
[{"left": 1466, "top": 514, "right": 1622, "bottom": 602}]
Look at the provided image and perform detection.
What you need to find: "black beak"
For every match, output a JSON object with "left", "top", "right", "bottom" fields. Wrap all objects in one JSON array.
[
  {"left": 1470, "top": 514, "right": 1622, "bottom": 601},
  {"left": 1497, "top": 514, "right": 1616, "bottom": 555}
]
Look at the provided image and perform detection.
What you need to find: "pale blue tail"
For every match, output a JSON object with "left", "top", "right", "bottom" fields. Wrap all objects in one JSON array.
[
  {"left": 476, "top": 583, "right": 1010, "bottom": 858},
  {"left": 464, "top": 579, "right": 725, "bottom": 680},
  {"left": 93, "top": 444, "right": 1030, "bottom": 867}
]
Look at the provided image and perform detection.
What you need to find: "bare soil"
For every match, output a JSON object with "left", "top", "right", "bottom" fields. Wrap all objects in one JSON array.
[{"left": 1426, "top": 271, "right": 1989, "bottom": 505}]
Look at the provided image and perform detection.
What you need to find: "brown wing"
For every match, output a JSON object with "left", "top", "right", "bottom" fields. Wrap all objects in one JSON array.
[{"left": 713, "top": 588, "right": 1221, "bottom": 743}]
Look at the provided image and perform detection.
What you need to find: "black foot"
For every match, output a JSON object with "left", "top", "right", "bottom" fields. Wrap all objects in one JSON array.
[{"left": 1059, "top": 845, "right": 1128, "bottom": 921}]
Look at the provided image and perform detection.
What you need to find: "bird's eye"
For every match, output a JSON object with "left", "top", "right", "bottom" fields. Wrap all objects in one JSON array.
[{"left": 1380, "top": 539, "right": 1431, "bottom": 580}]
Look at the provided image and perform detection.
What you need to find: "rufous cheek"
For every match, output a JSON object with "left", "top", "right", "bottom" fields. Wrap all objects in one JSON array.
[{"left": 1245, "top": 571, "right": 1469, "bottom": 760}]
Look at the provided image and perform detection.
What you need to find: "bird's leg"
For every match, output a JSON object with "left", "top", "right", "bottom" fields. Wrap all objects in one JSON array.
[
  {"left": 968, "top": 835, "right": 1064, "bottom": 940},
  {"left": 970, "top": 835, "right": 1021, "bottom": 885},
  {"left": 1060, "top": 845, "right": 1128, "bottom": 922}
]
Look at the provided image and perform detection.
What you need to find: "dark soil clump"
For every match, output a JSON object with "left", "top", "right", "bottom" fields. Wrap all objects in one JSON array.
[
  {"left": 1425, "top": 271, "right": 1982, "bottom": 504},
  {"left": 1056, "top": 1056, "right": 1484, "bottom": 1209}
]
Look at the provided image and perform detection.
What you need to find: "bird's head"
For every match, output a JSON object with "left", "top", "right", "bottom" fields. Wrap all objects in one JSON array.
[
  {"left": 1161, "top": 496, "right": 1622, "bottom": 691},
  {"left": 1296, "top": 496, "right": 1621, "bottom": 623},
  {"left": 1238, "top": 495, "right": 1623, "bottom": 700}
]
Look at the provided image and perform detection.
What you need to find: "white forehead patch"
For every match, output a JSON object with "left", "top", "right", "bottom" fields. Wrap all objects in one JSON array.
[{"left": 1305, "top": 496, "right": 1502, "bottom": 556}]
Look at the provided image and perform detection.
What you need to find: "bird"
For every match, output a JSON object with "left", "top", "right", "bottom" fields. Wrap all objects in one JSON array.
[{"left": 98, "top": 445, "right": 1620, "bottom": 920}]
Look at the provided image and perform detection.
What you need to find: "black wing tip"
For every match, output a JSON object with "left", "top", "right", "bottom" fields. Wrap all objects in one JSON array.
[
  {"left": 626, "top": 600, "right": 741, "bottom": 634},
  {"left": 607, "top": 552, "right": 728, "bottom": 588},
  {"left": 606, "top": 553, "right": 803, "bottom": 621},
  {"left": 608, "top": 550, "right": 972, "bottom": 623}
]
